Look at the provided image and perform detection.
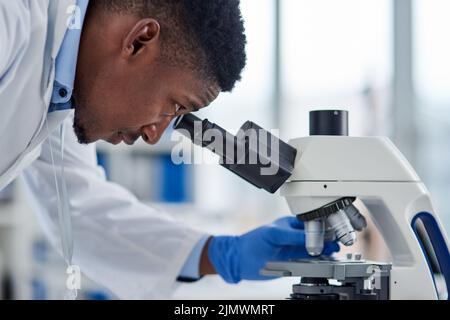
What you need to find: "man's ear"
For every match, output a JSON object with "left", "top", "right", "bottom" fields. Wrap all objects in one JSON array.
[{"left": 122, "top": 18, "right": 161, "bottom": 58}]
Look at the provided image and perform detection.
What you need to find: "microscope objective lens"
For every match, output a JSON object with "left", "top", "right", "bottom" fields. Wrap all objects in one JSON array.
[
  {"left": 305, "top": 219, "right": 325, "bottom": 256},
  {"left": 344, "top": 204, "right": 368, "bottom": 231},
  {"left": 324, "top": 221, "right": 337, "bottom": 242},
  {"left": 326, "top": 210, "right": 356, "bottom": 246}
]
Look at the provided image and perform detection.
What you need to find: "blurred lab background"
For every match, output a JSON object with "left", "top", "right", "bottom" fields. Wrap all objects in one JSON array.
[{"left": 0, "top": 0, "right": 449, "bottom": 300}]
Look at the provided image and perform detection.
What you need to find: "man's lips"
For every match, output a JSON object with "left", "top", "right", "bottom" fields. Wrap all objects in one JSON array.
[
  {"left": 122, "top": 134, "right": 138, "bottom": 145},
  {"left": 114, "top": 132, "right": 139, "bottom": 145},
  {"left": 104, "top": 131, "right": 140, "bottom": 145},
  {"left": 107, "top": 134, "right": 123, "bottom": 145}
]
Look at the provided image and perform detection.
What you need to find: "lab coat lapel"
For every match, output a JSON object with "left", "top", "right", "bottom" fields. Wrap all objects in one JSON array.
[
  {"left": 41, "top": 0, "right": 76, "bottom": 96},
  {"left": 26, "top": 0, "right": 77, "bottom": 155},
  {"left": 40, "top": 0, "right": 76, "bottom": 109},
  {"left": 50, "top": 0, "right": 77, "bottom": 59}
]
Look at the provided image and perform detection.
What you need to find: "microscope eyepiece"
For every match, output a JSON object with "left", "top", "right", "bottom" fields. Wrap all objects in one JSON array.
[
  {"left": 173, "top": 114, "right": 200, "bottom": 138},
  {"left": 174, "top": 114, "right": 297, "bottom": 194}
]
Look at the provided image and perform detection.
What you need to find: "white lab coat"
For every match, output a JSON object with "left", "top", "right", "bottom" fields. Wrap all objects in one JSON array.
[{"left": 0, "top": 0, "right": 205, "bottom": 299}]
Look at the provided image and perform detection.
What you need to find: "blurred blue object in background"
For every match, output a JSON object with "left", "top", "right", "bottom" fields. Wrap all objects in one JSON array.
[
  {"left": 96, "top": 151, "right": 111, "bottom": 180},
  {"left": 159, "top": 154, "right": 191, "bottom": 203}
]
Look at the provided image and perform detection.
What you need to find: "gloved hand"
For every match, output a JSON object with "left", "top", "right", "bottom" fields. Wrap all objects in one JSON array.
[{"left": 207, "top": 216, "right": 340, "bottom": 284}]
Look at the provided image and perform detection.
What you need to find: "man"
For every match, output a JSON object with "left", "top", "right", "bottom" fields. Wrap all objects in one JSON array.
[{"left": 0, "top": 0, "right": 339, "bottom": 299}]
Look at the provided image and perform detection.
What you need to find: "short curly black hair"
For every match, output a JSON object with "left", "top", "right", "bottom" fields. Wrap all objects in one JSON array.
[{"left": 92, "top": 0, "right": 247, "bottom": 92}]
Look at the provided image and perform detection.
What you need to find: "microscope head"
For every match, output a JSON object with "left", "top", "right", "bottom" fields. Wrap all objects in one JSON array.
[{"left": 284, "top": 110, "right": 421, "bottom": 256}]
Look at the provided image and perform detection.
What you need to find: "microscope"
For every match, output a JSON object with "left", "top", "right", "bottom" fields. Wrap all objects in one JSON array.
[{"left": 174, "top": 110, "right": 450, "bottom": 300}]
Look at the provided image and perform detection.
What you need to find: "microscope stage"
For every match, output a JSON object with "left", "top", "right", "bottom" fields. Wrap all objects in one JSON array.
[{"left": 262, "top": 257, "right": 392, "bottom": 280}]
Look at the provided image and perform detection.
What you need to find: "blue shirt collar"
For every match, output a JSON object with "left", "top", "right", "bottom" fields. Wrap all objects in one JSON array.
[{"left": 49, "top": 0, "right": 89, "bottom": 112}]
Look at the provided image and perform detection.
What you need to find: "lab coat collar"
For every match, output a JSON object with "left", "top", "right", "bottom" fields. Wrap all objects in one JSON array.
[
  {"left": 49, "top": 0, "right": 78, "bottom": 60},
  {"left": 51, "top": 0, "right": 89, "bottom": 108}
]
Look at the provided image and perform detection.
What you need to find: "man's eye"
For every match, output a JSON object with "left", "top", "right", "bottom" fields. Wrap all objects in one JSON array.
[{"left": 175, "top": 104, "right": 190, "bottom": 115}]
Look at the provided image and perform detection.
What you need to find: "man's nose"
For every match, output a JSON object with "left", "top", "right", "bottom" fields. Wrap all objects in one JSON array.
[{"left": 141, "top": 117, "right": 173, "bottom": 145}]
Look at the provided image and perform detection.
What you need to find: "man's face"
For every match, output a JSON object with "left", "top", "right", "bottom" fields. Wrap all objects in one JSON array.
[{"left": 73, "top": 11, "right": 220, "bottom": 145}]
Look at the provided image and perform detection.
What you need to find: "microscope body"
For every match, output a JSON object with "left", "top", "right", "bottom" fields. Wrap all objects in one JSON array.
[
  {"left": 174, "top": 110, "right": 450, "bottom": 300},
  {"left": 279, "top": 135, "right": 450, "bottom": 299}
]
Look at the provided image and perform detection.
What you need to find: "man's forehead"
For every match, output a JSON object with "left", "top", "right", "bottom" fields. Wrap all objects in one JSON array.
[{"left": 181, "top": 83, "right": 221, "bottom": 109}]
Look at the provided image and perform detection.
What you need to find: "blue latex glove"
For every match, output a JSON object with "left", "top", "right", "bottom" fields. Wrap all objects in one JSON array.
[{"left": 208, "top": 216, "right": 340, "bottom": 284}]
